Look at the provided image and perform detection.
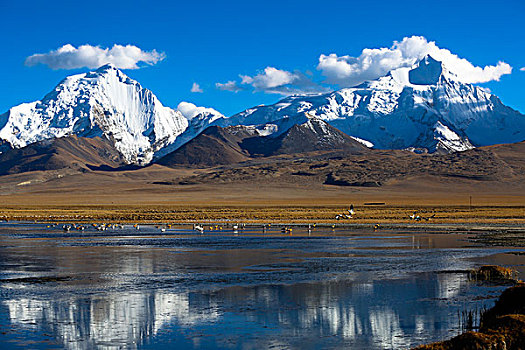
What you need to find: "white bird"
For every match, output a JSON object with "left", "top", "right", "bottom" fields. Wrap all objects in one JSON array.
[{"left": 194, "top": 224, "right": 204, "bottom": 232}]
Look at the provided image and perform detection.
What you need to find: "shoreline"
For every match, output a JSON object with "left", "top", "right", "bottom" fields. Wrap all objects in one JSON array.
[{"left": 1, "top": 219, "right": 524, "bottom": 230}]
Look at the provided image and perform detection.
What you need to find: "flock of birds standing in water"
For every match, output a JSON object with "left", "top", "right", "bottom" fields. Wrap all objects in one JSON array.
[{"left": 24, "top": 204, "right": 438, "bottom": 235}]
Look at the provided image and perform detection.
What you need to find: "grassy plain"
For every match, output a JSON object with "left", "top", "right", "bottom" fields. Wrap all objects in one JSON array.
[{"left": 0, "top": 171, "right": 523, "bottom": 225}]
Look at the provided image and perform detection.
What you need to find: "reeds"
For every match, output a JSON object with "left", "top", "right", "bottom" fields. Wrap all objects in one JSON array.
[{"left": 458, "top": 306, "right": 487, "bottom": 333}]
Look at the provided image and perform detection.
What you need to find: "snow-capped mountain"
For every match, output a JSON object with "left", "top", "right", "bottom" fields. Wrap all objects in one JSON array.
[
  {"left": 1, "top": 56, "right": 523, "bottom": 170},
  {"left": 217, "top": 55, "right": 525, "bottom": 153},
  {"left": 0, "top": 64, "right": 190, "bottom": 165}
]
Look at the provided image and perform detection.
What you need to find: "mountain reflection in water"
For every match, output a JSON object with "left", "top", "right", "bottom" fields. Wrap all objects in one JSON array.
[{"left": 0, "top": 224, "right": 519, "bottom": 349}]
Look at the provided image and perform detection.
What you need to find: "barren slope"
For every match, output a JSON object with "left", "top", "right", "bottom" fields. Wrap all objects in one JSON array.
[{"left": 0, "top": 135, "right": 125, "bottom": 175}]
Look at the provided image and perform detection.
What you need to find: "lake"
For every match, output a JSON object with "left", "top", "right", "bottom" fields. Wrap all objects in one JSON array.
[{"left": 0, "top": 223, "right": 523, "bottom": 349}]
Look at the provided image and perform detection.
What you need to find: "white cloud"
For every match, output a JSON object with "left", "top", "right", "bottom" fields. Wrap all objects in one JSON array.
[
  {"left": 222, "top": 67, "right": 328, "bottom": 96},
  {"left": 240, "top": 67, "right": 298, "bottom": 90},
  {"left": 521, "top": 67, "right": 525, "bottom": 71},
  {"left": 317, "top": 36, "right": 512, "bottom": 86},
  {"left": 177, "top": 102, "right": 223, "bottom": 120},
  {"left": 25, "top": 44, "right": 165, "bottom": 70},
  {"left": 216, "top": 80, "right": 243, "bottom": 92},
  {"left": 191, "top": 82, "right": 203, "bottom": 93}
]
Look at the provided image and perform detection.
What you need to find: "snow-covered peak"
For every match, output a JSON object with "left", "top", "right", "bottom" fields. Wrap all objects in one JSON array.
[
  {"left": 408, "top": 55, "right": 444, "bottom": 85},
  {"left": 0, "top": 65, "right": 189, "bottom": 164},
  {"left": 362, "top": 55, "right": 463, "bottom": 91},
  {"left": 221, "top": 56, "right": 524, "bottom": 153},
  {"left": 95, "top": 63, "right": 118, "bottom": 71}
]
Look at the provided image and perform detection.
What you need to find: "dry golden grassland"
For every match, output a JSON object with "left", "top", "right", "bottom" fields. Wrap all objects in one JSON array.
[{"left": 1, "top": 203, "right": 523, "bottom": 224}]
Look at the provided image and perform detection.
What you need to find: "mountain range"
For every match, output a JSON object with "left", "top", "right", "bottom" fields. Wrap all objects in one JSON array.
[
  {"left": 0, "top": 55, "right": 524, "bottom": 174},
  {"left": 217, "top": 56, "right": 524, "bottom": 154}
]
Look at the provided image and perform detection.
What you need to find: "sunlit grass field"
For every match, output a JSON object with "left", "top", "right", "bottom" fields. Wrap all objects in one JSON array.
[{"left": 1, "top": 204, "right": 523, "bottom": 225}]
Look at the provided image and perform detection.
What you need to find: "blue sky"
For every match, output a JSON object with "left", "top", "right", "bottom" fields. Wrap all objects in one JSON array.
[{"left": 1, "top": 0, "right": 524, "bottom": 116}]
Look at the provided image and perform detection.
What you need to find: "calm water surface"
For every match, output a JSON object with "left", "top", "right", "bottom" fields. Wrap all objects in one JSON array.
[{"left": 0, "top": 223, "right": 523, "bottom": 349}]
